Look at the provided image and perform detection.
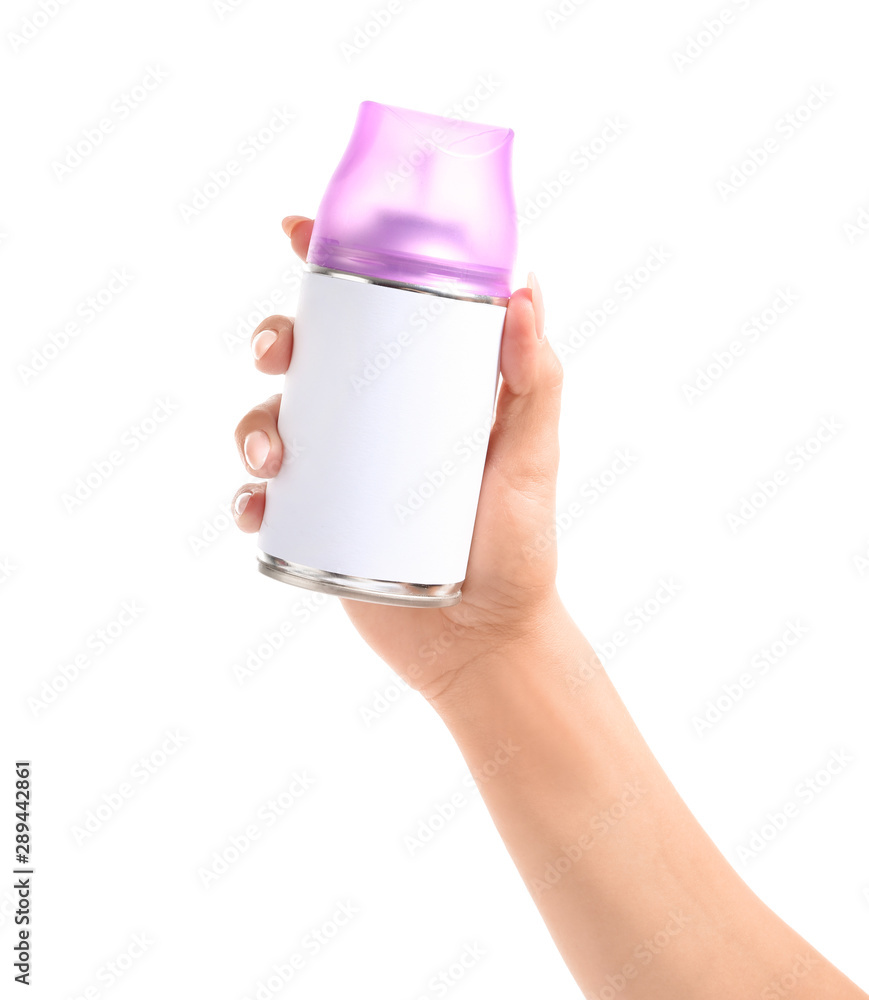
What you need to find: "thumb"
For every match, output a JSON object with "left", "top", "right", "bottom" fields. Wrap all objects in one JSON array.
[{"left": 485, "top": 273, "right": 563, "bottom": 500}]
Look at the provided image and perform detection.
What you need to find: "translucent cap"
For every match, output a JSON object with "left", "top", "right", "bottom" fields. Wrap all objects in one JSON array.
[{"left": 307, "top": 101, "right": 517, "bottom": 299}]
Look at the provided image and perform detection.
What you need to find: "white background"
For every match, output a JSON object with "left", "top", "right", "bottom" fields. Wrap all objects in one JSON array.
[{"left": 2, "top": 0, "right": 868, "bottom": 997}]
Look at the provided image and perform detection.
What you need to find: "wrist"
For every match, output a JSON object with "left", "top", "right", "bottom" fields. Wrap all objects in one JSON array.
[{"left": 424, "top": 594, "right": 598, "bottom": 726}]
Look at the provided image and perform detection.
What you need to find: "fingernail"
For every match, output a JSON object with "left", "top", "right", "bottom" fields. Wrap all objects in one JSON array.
[
  {"left": 527, "top": 272, "right": 545, "bottom": 341},
  {"left": 252, "top": 328, "right": 278, "bottom": 360},
  {"left": 243, "top": 430, "right": 270, "bottom": 471},
  {"left": 233, "top": 491, "right": 253, "bottom": 517}
]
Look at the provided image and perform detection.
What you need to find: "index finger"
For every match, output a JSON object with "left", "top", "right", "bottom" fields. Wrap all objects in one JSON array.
[{"left": 282, "top": 216, "right": 313, "bottom": 261}]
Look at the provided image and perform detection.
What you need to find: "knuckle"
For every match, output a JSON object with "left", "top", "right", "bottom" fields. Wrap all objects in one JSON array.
[
  {"left": 546, "top": 350, "right": 564, "bottom": 389},
  {"left": 233, "top": 416, "right": 250, "bottom": 444}
]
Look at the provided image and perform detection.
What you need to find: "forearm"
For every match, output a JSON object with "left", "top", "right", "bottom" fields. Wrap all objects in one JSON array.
[{"left": 430, "top": 605, "right": 865, "bottom": 1000}]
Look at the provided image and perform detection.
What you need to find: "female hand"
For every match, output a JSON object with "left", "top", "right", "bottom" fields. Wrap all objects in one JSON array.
[
  {"left": 232, "top": 221, "right": 869, "bottom": 1000},
  {"left": 233, "top": 215, "right": 570, "bottom": 706}
]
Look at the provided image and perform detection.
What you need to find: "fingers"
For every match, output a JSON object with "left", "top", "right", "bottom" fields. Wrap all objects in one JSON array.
[
  {"left": 251, "top": 315, "right": 293, "bottom": 375},
  {"left": 232, "top": 482, "right": 266, "bottom": 533},
  {"left": 245, "top": 215, "right": 310, "bottom": 375},
  {"left": 234, "top": 393, "right": 284, "bottom": 478},
  {"left": 498, "top": 273, "right": 560, "bottom": 397},
  {"left": 486, "top": 273, "right": 563, "bottom": 499},
  {"left": 233, "top": 213, "right": 311, "bottom": 536},
  {"left": 282, "top": 215, "right": 313, "bottom": 261},
  {"left": 249, "top": 211, "right": 312, "bottom": 372}
]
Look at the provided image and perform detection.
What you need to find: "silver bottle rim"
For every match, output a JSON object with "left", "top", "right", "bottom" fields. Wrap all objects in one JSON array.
[
  {"left": 306, "top": 264, "right": 510, "bottom": 307},
  {"left": 257, "top": 551, "right": 462, "bottom": 608}
]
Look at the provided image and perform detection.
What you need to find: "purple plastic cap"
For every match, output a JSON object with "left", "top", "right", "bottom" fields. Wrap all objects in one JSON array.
[{"left": 307, "top": 101, "right": 517, "bottom": 299}]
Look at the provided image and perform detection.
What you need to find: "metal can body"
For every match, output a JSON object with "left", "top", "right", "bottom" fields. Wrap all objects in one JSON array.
[{"left": 257, "top": 267, "right": 507, "bottom": 607}]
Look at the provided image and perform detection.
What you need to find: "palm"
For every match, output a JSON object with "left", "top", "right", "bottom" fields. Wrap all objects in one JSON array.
[{"left": 339, "top": 389, "right": 558, "bottom": 698}]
